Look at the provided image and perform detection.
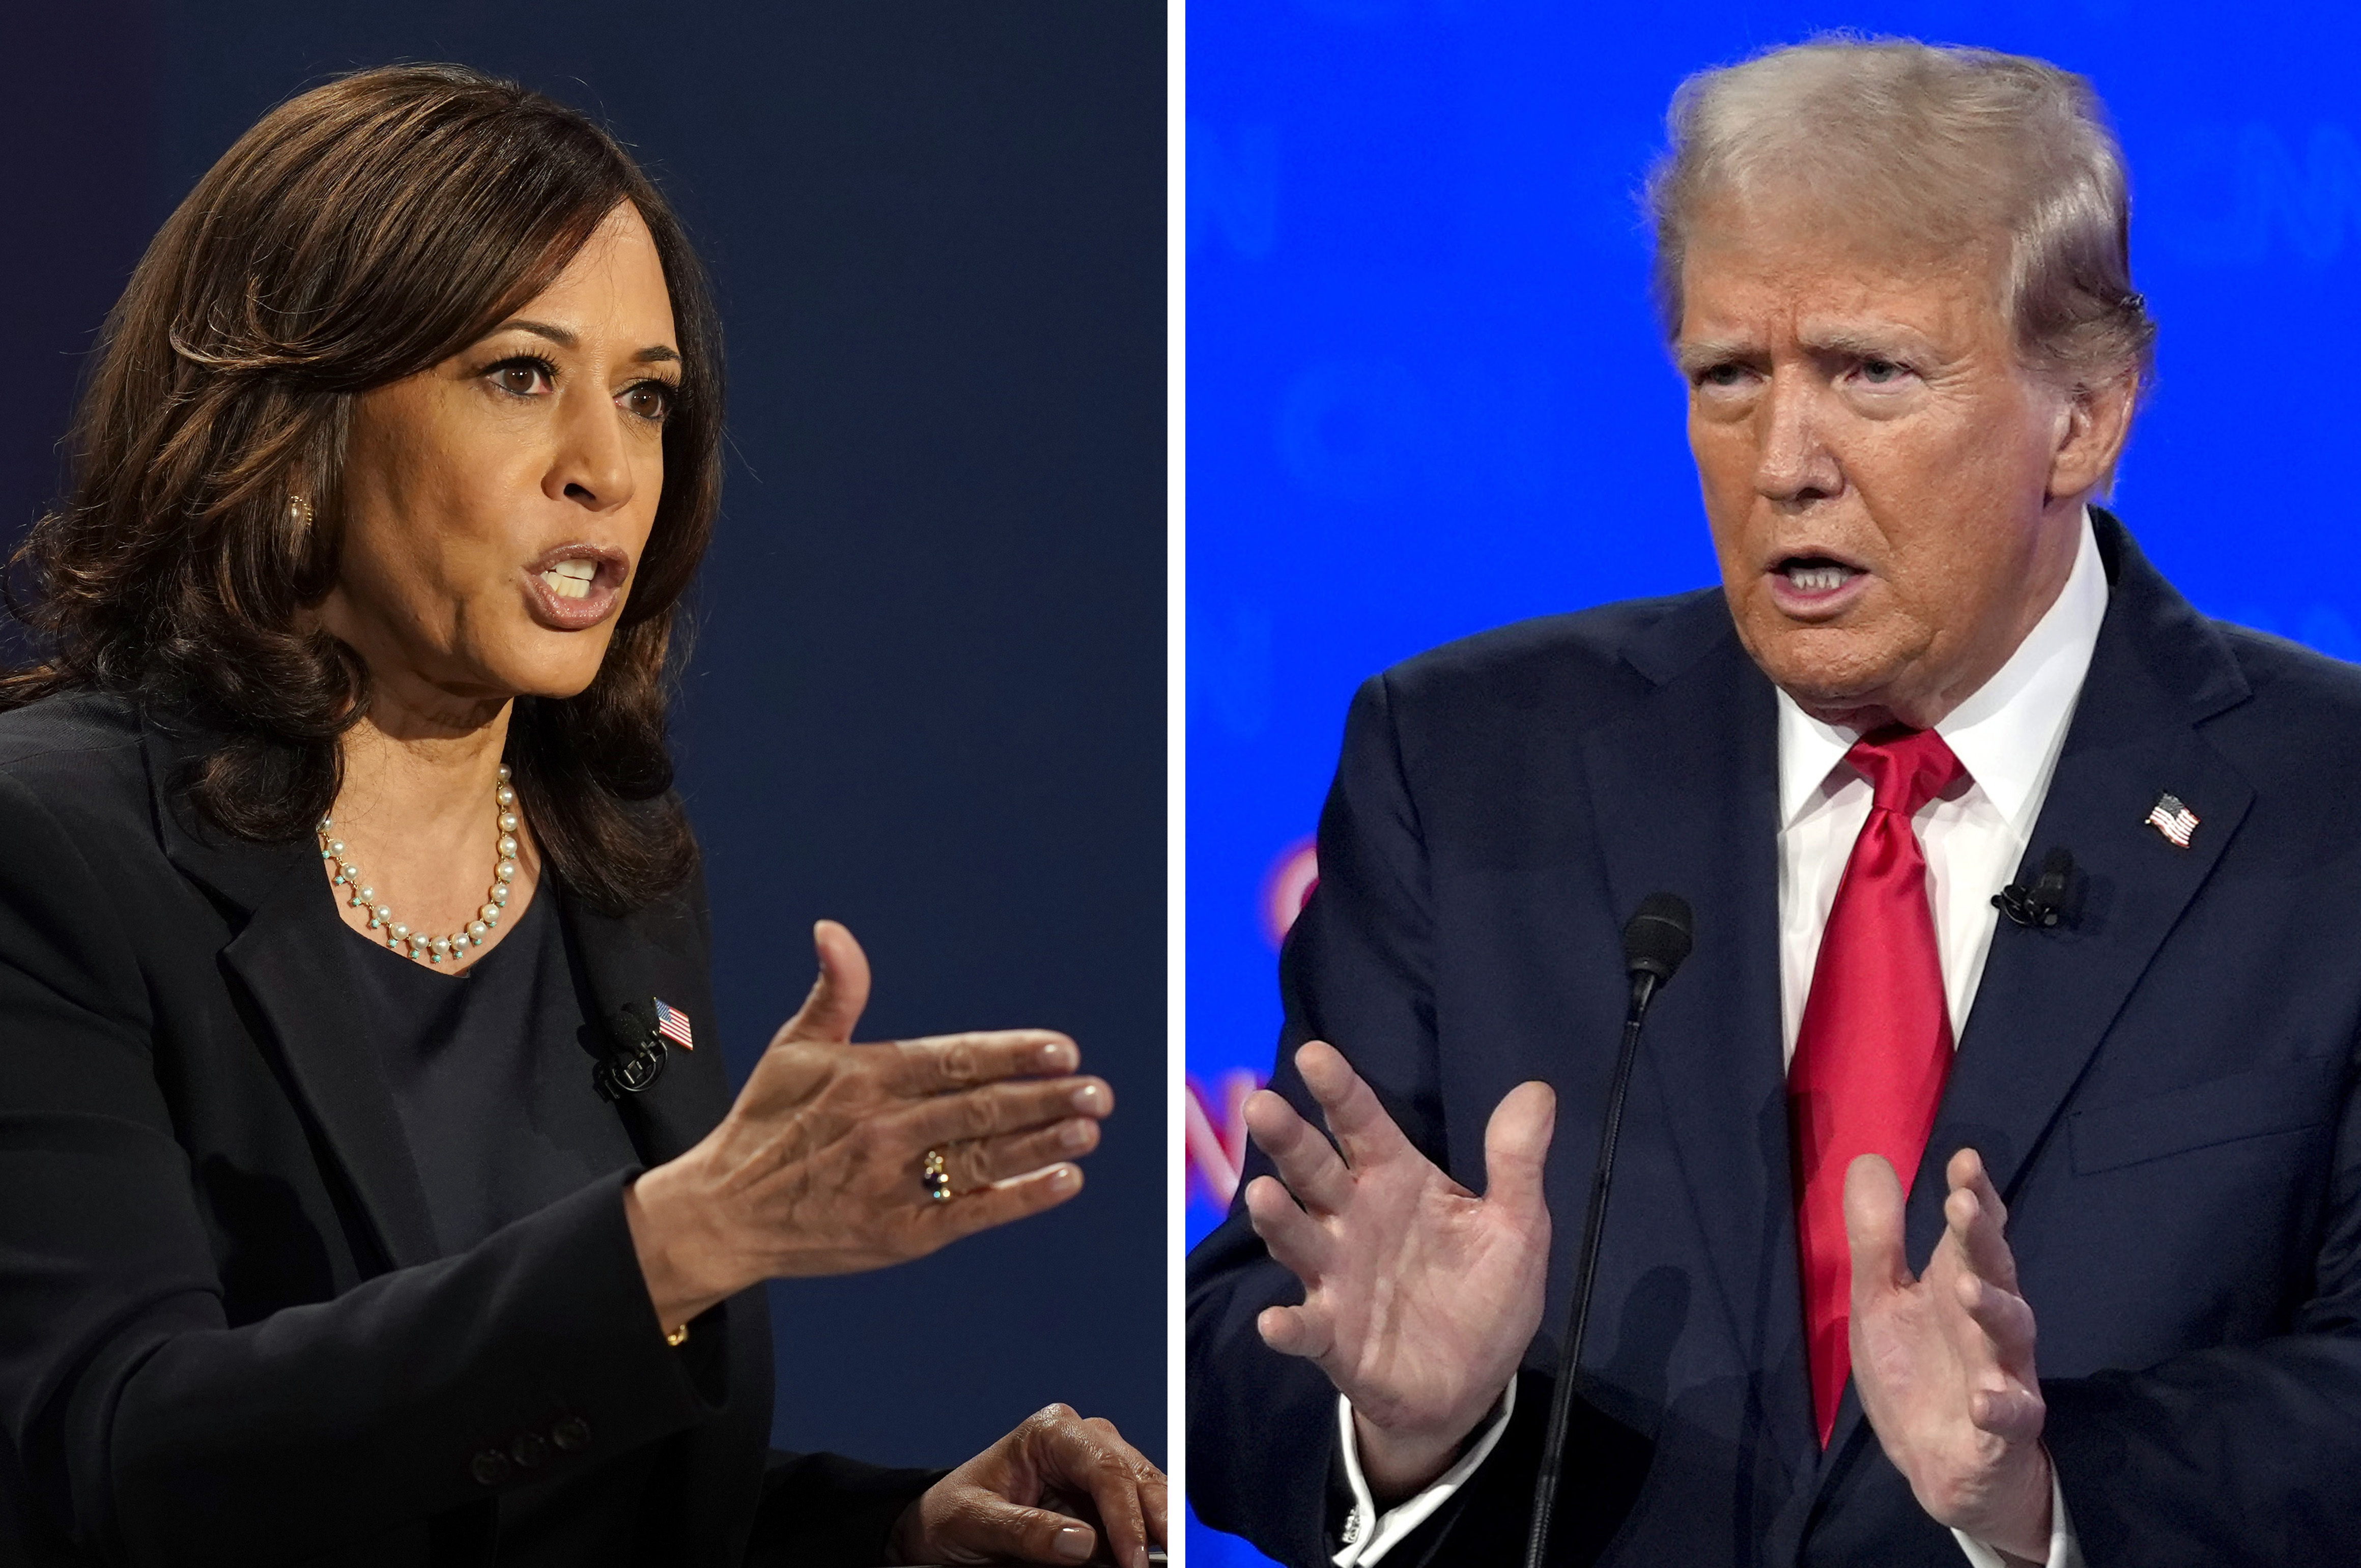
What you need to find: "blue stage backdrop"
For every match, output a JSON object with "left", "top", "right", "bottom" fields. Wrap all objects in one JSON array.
[
  {"left": 1185, "top": 0, "right": 2360, "bottom": 1559},
  {"left": 3, "top": 0, "right": 1164, "bottom": 1483}
]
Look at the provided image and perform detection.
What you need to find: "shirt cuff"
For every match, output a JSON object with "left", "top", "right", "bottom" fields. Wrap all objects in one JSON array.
[
  {"left": 1331, "top": 1381, "right": 1517, "bottom": 1568},
  {"left": 1950, "top": 1455, "right": 2081, "bottom": 1568}
]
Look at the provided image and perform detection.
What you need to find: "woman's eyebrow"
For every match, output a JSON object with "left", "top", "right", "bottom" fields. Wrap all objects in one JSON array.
[{"left": 484, "top": 318, "right": 680, "bottom": 365}]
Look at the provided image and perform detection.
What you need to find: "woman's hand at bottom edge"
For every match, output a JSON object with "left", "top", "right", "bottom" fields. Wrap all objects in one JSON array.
[{"left": 887, "top": 1403, "right": 1165, "bottom": 1568}]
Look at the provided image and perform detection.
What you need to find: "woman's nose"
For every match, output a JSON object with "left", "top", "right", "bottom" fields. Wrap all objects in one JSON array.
[{"left": 547, "top": 393, "right": 638, "bottom": 511}]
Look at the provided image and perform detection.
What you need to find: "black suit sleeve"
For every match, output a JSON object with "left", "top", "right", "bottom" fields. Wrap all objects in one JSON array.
[
  {"left": 0, "top": 769, "right": 732, "bottom": 1565},
  {"left": 744, "top": 1453, "right": 945, "bottom": 1566}
]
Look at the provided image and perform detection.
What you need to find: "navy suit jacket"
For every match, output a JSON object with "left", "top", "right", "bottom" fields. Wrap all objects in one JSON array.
[{"left": 1187, "top": 514, "right": 2361, "bottom": 1567}]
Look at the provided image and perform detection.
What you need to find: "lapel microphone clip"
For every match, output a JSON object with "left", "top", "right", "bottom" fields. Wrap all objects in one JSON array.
[
  {"left": 593, "top": 999, "right": 670, "bottom": 1101},
  {"left": 1994, "top": 846, "right": 2078, "bottom": 929}
]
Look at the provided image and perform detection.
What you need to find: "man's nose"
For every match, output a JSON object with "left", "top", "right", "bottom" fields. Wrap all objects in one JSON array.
[{"left": 1753, "top": 376, "right": 1842, "bottom": 504}]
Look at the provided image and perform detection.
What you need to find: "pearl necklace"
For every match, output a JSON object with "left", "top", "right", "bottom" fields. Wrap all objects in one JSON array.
[{"left": 318, "top": 764, "right": 522, "bottom": 966}]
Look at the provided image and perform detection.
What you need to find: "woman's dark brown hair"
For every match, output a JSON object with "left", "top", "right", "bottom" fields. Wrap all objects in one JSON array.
[{"left": 2, "top": 63, "right": 721, "bottom": 913}]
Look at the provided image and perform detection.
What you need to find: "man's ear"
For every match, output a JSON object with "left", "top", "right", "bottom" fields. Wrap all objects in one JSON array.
[{"left": 2046, "top": 374, "right": 2138, "bottom": 501}]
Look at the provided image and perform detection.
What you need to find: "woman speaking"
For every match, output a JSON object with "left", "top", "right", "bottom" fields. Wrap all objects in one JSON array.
[{"left": 0, "top": 65, "right": 1161, "bottom": 1567}]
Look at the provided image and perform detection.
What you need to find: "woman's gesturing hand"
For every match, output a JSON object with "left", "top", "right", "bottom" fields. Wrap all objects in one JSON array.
[
  {"left": 888, "top": 1404, "right": 1166, "bottom": 1568},
  {"left": 624, "top": 921, "right": 1111, "bottom": 1328}
]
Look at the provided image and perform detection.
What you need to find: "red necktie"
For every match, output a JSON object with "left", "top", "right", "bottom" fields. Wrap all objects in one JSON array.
[{"left": 1788, "top": 726, "right": 1966, "bottom": 1447}]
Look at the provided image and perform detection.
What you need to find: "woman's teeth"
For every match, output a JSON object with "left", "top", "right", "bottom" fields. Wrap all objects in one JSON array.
[
  {"left": 1783, "top": 562, "right": 1855, "bottom": 594},
  {"left": 542, "top": 559, "right": 598, "bottom": 601}
]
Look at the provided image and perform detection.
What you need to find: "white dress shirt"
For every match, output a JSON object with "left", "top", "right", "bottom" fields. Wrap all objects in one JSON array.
[{"left": 1333, "top": 514, "right": 2107, "bottom": 1568}]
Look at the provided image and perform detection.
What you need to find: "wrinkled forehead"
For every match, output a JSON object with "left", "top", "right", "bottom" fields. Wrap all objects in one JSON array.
[{"left": 1676, "top": 186, "right": 2012, "bottom": 341}]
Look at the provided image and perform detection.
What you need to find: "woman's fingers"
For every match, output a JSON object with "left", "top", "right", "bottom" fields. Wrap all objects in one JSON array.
[
  {"left": 902, "top": 1075, "right": 1112, "bottom": 1150},
  {"left": 919, "top": 1161, "right": 1085, "bottom": 1246},
  {"left": 771, "top": 920, "right": 872, "bottom": 1046},
  {"left": 943, "top": 1117, "right": 1101, "bottom": 1190},
  {"left": 1023, "top": 1406, "right": 1161, "bottom": 1568},
  {"left": 930, "top": 1488, "right": 1099, "bottom": 1564},
  {"left": 889, "top": 1030, "right": 1080, "bottom": 1092}
]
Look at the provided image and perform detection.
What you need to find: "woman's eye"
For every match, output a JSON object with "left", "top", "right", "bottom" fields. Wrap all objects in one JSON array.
[
  {"left": 490, "top": 360, "right": 553, "bottom": 396},
  {"left": 621, "top": 382, "right": 676, "bottom": 422}
]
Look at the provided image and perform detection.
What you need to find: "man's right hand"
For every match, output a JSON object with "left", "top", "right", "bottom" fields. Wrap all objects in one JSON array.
[{"left": 1242, "top": 1040, "right": 1556, "bottom": 1500}]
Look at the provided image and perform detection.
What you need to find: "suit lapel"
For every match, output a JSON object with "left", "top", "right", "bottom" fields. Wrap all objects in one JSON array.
[
  {"left": 1581, "top": 597, "right": 1823, "bottom": 1484},
  {"left": 143, "top": 716, "right": 442, "bottom": 1272},
  {"left": 558, "top": 879, "right": 730, "bottom": 1168},
  {"left": 1809, "top": 515, "right": 2256, "bottom": 1478},
  {"left": 144, "top": 710, "right": 729, "bottom": 1273}
]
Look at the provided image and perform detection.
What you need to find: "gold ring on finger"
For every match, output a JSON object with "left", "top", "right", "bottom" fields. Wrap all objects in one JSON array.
[{"left": 921, "top": 1145, "right": 955, "bottom": 1203}]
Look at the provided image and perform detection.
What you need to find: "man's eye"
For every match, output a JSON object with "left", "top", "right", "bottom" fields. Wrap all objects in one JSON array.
[
  {"left": 1699, "top": 364, "right": 1749, "bottom": 389},
  {"left": 1859, "top": 358, "right": 1909, "bottom": 384}
]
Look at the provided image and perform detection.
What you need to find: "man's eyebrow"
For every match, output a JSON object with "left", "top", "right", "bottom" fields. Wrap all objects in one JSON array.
[
  {"left": 1797, "top": 324, "right": 1938, "bottom": 360},
  {"left": 483, "top": 320, "right": 680, "bottom": 367},
  {"left": 1674, "top": 338, "right": 1757, "bottom": 376}
]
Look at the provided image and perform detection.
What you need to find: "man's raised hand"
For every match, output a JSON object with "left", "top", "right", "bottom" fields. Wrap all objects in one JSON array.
[
  {"left": 1846, "top": 1148, "right": 2053, "bottom": 1563},
  {"left": 1242, "top": 1040, "right": 1556, "bottom": 1500}
]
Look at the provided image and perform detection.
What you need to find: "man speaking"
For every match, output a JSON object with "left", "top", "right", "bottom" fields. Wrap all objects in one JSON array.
[{"left": 1187, "top": 37, "right": 2361, "bottom": 1568}]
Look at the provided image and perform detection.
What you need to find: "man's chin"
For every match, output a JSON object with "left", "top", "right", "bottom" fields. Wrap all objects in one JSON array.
[{"left": 1744, "top": 628, "right": 1923, "bottom": 729}]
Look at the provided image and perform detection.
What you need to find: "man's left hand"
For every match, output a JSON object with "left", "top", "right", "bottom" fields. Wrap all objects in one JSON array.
[
  {"left": 1846, "top": 1148, "right": 2052, "bottom": 1563},
  {"left": 889, "top": 1403, "right": 1165, "bottom": 1567}
]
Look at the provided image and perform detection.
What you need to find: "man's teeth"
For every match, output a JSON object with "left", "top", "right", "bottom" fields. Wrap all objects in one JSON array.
[
  {"left": 1784, "top": 563, "right": 1855, "bottom": 594},
  {"left": 542, "top": 560, "right": 598, "bottom": 601}
]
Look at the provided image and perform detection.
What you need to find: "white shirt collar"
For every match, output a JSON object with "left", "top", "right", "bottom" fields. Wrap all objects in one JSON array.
[{"left": 1775, "top": 509, "right": 2109, "bottom": 830}]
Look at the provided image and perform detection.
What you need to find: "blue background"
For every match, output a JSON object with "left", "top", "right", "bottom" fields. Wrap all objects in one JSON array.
[
  {"left": 1185, "top": 1, "right": 2360, "bottom": 1560},
  {"left": 4, "top": 0, "right": 1165, "bottom": 1498}
]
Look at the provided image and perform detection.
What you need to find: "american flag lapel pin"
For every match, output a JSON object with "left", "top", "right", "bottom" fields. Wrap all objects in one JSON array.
[
  {"left": 652, "top": 997, "right": 695, "bottom": 1050},
  {"left": 2144, "top": 791, "right": 2200, "bottom": 849}
]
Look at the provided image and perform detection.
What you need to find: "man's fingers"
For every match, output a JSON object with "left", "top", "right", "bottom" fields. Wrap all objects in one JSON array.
[
  {"left": 775, "top": 920, "right": 872, "bottom": 1045},
  {"left": 1968, "top": 1384, "right": 2046, "bottom": 1445},
  {"left": 1953, "top": 1269, "right": 2039, "bottom": 1363},
  {"left": 901, "top": 1076, "right": 1110, "bottom": 1149},
  {"left": 1242, "top": 1089, "right": 1352, "bottom": 1214},
  {"left": 1243, "top": 1174, "right": 1327, "bottom": 1280},
  {"left": 1843, "top": 1153, "right": 1914, "bottom": 1300},
  {"left": 1945, "top": 1149, "right": 2021, "bottom": 1295},
  {"left": 1482, "top": 1081, "right": 1557, "bottom": 1216},
  {"left": 1256, "top": 1301, "right": 1335, "bottom": 1362},
  {"left": 890, "top": 1030, "right": 1082, "bottom": 1094},
  {"left": 1295, "top": 1041, "right": 1416, "bottom": 1167}
]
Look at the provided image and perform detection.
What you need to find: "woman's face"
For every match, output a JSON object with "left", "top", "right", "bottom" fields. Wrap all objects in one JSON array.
[{"left": 320, "top": 202, "right": 681, "bottom": 711}]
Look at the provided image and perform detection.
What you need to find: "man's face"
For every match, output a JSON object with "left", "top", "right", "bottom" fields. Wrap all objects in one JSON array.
[{"left": 1679, "top": 203, "right": 2098, "bottom": 730}]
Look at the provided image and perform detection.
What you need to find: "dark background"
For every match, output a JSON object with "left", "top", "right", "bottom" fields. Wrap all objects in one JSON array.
[{"left": 5, "top": 2, "right": 1165, "bottom": 1471}]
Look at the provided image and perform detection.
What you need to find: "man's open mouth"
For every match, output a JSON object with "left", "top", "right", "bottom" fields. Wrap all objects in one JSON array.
[{"left": 1777, "top": 556, "right": 1862, "bottom": 594}]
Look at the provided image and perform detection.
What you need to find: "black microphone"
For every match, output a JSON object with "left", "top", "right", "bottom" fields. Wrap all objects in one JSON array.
[
  {"left": 1993, "top": 846, "right": 2076, "bottom": 929},
  {"left": 1523, "top": 893, "right": 1693, "bottom": 1568}
]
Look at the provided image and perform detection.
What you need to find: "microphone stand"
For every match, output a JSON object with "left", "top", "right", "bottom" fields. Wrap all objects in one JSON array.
[{"left": 1520, "top": 966, "right": 1661, "bottom": 1568}]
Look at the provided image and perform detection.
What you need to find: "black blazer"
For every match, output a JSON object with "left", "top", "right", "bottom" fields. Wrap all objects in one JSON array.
[
  {"left": 0, "top": 693, "right": 935, "bottom": 1566},
  {"left": 1187, "top": 514, "right": 2361, "bottom": 1566}
]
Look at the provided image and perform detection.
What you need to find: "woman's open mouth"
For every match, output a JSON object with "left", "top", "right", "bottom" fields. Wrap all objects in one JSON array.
[{"left": 523, "top": 544, "right": 630, "bottom": 631}]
